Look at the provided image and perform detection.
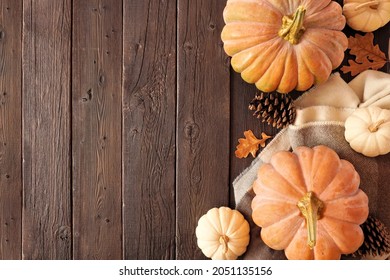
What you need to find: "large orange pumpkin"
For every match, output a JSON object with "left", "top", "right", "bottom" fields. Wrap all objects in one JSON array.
[
  {"left": 251, "top": 145, "right": 369, "bottom": 260},
  {"left": 221, "top": 0, "right": 348, "bottom": 93}
]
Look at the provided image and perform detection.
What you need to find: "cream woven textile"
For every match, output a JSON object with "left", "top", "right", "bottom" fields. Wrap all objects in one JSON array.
[{"left": 233, "top": 70, "right": 390, "bottom": 260}]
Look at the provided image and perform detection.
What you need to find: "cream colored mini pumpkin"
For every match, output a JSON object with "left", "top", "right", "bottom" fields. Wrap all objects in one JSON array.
[
  {"left": 343, "top": 0, "right": 390, "bottom": 32},
  {"left": 196, "top": 207, "right": 250, "bottom": 260},
  {"left": 345, "top": 106, "right": 390, "bottom": 157}
]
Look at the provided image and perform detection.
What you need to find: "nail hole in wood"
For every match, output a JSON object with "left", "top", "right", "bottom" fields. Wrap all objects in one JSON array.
[
  {"left": 99, "top": 75, "right": 105, "bottom": 86},
  {"left": 81, "top": 89, "right": 92, "bottom": 102},
  {"left": 184, "top": 122, "right": 200, "bottom": 140},
  {"left": 58, "top": 226, "right": 71, "bottom": 241},
  {"left": 184, "top": 42, "right": 193, "bottom": 51}
]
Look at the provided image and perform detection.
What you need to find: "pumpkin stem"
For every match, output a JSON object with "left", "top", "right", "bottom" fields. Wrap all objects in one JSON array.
[
  {"left": 219, "top": 235, "right": 229, "bottom": 254},
  {"left": 368, "top": 119, "right": 385, "bottom": 132},
  {"left": 355, "top": 1, "right": 380, "bottom": 10},
  {"left": 278, "top": 6, "right": 306, "bottom": 45},
  {"left": 297, "top": 192, "right": 324, "bottom": 249}
]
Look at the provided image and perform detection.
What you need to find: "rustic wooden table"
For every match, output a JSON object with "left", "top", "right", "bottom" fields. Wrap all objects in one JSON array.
[{"left": 0, "top": 0, "right": 389, "bottom": 260}]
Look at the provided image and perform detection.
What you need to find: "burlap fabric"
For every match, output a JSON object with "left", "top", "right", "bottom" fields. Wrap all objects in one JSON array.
[{"left": 233, "top": 70, "right": 390, "bottom": 260}]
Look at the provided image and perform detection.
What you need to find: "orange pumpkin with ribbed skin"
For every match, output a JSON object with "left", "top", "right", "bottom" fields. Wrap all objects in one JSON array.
[
  {"left": 221, "top": 0, "right": 348, "bottom": 93},
  {"left": 251, "top": 145, "right": 369, "bottom": 260}
]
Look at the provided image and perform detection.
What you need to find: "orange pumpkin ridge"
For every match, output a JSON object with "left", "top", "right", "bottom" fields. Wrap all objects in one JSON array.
[
  {"left": 221, "top": 0, "right": 348, "bottom": 93},
  {"left": 251, "top": 145, "right": 369, "bottom": 260}
]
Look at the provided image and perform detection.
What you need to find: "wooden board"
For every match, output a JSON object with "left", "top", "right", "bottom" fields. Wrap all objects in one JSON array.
[
  {"left": 22, "top": 0, "right": 72, "bottom": 259},
  {"left": 72, "top": 0, "right": 123, "bottom": 259},
  {"left": 229, "top": 76, "right": 279, "bottom": 207},
  {"left": 0, "top": 0, "right": 22, "bottom": 259},
  {"left": 122, "top": 0, "right": 177, "bottom": 260},
  {"left": 0, "top": 0, "right": 388, "bottom": 261},
  {"left": 176, "top": 0, "right": 231, "bottom": 259}
]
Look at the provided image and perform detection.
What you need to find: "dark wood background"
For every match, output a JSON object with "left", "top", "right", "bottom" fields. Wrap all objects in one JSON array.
[{"left": 0, "top": 0, "right": 388, "bottom": 260}]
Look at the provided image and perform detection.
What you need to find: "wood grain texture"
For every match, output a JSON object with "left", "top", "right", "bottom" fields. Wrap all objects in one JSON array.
[
  {"left": 0, "top": 0, "right": 386, "bottom": 261},
  {"left": 176, "top": 0, "right": 230, "bottom": 259},
  {"left": 229, "top": 77, "right": 278, "bottom": 207},
  {"left": 0, "top": 0, "right": 22, "bottom": 259},
  {"left": 122, "top": 0, "right": 176, "bottom": 259},
  {"left": 22, "top": 0, "right": 72, "bottom": 259},
  {"left": 72, "top": 0, "right": 122, "bottom": 259}
]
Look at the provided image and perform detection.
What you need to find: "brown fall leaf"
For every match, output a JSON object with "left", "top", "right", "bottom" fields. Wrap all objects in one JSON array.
[
  {"left": 235, "top": 130, "right": 272, "bottom": 159},
  {"left": 341, "top": 33, "right": 388, "bottom": 76}
]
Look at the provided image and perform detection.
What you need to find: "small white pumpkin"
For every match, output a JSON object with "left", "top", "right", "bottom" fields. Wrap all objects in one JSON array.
[
  {"left": 195, "top": 207, "right": 250, "bottom": 260},
  {"left": 343, "top": 0, "right": 390, "bottom": 32},
  {"left": 345, "top": 106, "right": 390, "bottom": 157}
]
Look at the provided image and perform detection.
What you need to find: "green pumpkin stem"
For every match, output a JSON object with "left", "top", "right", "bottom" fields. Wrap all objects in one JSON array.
[
  {"left": 278, "top": 6, "right": 306, "bottom": 45},
  {"left": 297, "top": 192, "right": 324, "bottom": 249}
]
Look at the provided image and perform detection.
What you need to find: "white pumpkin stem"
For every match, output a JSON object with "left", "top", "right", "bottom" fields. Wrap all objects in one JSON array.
[
  {"left": 278, "top": 6, "right": 306, "bottom": 45},
  {"left": 368, "top": 119, "right": 385, "bottom": 132},
  {"left": 355, "top": 1, "right": 380, "bottom": 10},
  {"left": 297, "top": 192, "right": 324, "bottom": 250},
  {"left": 219, "top": 235, "right": 229, "bottom": 254}
]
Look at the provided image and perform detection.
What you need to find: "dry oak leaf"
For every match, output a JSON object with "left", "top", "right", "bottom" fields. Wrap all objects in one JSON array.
[
  {"left": 235, "top": 130, "right": 272, "bottom": 159},
  {"left": 341, "top": 33, "right": 388, "bottom": 76}
]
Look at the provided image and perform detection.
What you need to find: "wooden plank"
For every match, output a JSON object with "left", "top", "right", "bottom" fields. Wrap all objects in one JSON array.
[
  {"left": 122, "top": 0, "right": 176, "bottom": 259},
  {"left": 176, "top": 0, "right": 230, "bottom": 259},
  {"left": 22, "top": 0, "right": 71, "bottom": 259},
  {"left": 72, "top": 0, "right": 122, "bottom": 259},
  {"left": 0, "top": 0, "right": 22, "bottom": 260},
  {"left": 229, "top": 78, "right": 278, "bottom": 207}
]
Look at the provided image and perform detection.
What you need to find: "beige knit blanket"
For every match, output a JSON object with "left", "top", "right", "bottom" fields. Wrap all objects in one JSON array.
[{"left": 233, "top": 70, "right": 390, "bottom": 260}]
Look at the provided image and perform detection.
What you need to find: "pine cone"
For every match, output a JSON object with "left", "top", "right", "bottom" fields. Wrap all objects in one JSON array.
[
  {"left": 352, "top": 215, "right": 390, "bottom": 259},
  {"left": 249, "top": 92, "right": 296, "bottom": 129}
]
